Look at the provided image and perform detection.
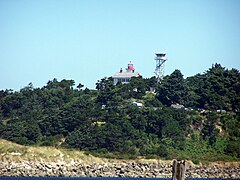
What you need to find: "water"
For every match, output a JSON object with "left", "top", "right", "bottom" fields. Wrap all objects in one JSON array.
[{"left": 0, "top": 178, "right": 235, "bottom": 180}]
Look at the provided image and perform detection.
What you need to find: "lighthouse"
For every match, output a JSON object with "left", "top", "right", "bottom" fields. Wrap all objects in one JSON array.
[{"left": 113, "top": 61, "right": 140, "bottom": 85}]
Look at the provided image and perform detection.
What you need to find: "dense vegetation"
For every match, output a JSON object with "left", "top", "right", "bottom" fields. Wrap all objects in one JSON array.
[{"left": 0, "top": 63, "right": 239, "bottom": 162}]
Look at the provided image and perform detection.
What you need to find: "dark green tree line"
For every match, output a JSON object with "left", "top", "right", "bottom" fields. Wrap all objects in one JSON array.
[{"left": 0, "top": 64, "right": 239, "bottom": 160}]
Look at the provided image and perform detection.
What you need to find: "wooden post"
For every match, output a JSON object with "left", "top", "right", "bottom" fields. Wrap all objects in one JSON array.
[
  {"left": 180, "top": 160, "right": 186, "bottom": 180},
  {"left": 172, "top": 159, "right": 177, "bottom": 180},
  {"left": 172, "top": 160, "right": 186, "bottom": 180}
]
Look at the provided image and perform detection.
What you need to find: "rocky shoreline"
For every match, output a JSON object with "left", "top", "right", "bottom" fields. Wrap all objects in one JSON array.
[{"left": 0, "top": 160, "right": 239, "bottom": 178}]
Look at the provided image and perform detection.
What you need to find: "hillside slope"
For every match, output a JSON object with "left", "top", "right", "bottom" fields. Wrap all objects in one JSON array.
[
  {"left": 0, "top": 139, "right": 240, "bottom": 178},
  {"left": 0, "top": 64, "right": 239, "bottom": 161}
]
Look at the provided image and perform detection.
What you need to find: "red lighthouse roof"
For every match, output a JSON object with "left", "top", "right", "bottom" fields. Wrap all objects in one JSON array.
[{"left": 127, "top": 61, "right": 135, "bottom": 71}]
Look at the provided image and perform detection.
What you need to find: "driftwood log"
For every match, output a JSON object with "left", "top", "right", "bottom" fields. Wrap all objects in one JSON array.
[{"left": 172, "top": 160, "right": 186, "bottom": 180}]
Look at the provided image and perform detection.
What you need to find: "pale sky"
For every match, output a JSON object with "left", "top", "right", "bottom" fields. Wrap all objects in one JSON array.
[{"left": 1, "top": 0, "right": 240, "bottom": 90}]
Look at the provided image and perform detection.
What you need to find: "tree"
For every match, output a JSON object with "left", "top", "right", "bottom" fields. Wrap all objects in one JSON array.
[
  {"left": 184, "top": 74, "right": 202, "bottom": 108},
  {"left": 77, "top": 83, "right": 84, "bottom": 91},
  {"left": 2, "top": 114, "right": 42, "bottom": 145},
  {"left": 65, "top": 124, "right": 98, "bottom": 150},
  {"left": 96, "top": 77, "right": 125, "bottom": 108},
  {"left": 145, "top": 76, "right": 157, "bottom": 91},
  {"left": 128, "top": 76, "right": 146, "bottom": 99},
  {"left": 96, "top": 77, "right": 115, "bottom": 106},
  {"left": 201, "top": 112, "right": 219, "bottom": 146},
  {"left": 156, "top": 69, "right": 186, "bottom": 106}
]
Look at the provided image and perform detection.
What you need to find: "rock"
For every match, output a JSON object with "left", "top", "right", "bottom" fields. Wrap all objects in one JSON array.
[{"left": 0, "top": 159, "right": 239, "bottom": 178}]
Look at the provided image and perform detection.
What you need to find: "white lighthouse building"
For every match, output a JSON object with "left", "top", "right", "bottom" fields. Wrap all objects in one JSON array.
[{"left": 113, "top": 61, "right": 140, "bottom": 85}]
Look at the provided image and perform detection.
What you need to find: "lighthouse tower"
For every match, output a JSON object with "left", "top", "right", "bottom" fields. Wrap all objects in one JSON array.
[
  {"left": 154, "top": 52, "right": 167, "bottom": 83},
  {"left": 113, "top": 61, "right": 140, "bottom": 85}
]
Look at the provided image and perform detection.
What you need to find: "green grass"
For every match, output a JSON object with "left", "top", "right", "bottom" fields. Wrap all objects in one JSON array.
[
  {"left": 0, "top": 139, "right": 100, "bottom": 163},
  {"left": 1, "top": 138, "right": 239, "bottom": 166},
  {"left": 0, "top": 138, "right": 28, "bottom": 154}
]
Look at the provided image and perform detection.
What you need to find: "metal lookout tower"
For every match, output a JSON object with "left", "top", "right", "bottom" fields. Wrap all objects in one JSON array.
[{"left": 154, "top": 52, "right": 167, "bottom": 83}]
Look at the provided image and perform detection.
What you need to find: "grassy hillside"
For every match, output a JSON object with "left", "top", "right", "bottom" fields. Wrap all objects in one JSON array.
[
  {"left": 0, "top": 139, "right": 98, "bottom": 163},
  {"left": 1, "top": 139, "right": 240, "bottom": 168}
]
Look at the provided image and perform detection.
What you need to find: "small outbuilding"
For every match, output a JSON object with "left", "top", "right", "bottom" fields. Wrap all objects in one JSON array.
[
  {"left": 131, "top": 102, "right": 143, "bottom": 108},
  {"left": 171, "top": 103, "right": 184, "bottom": 109}
]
